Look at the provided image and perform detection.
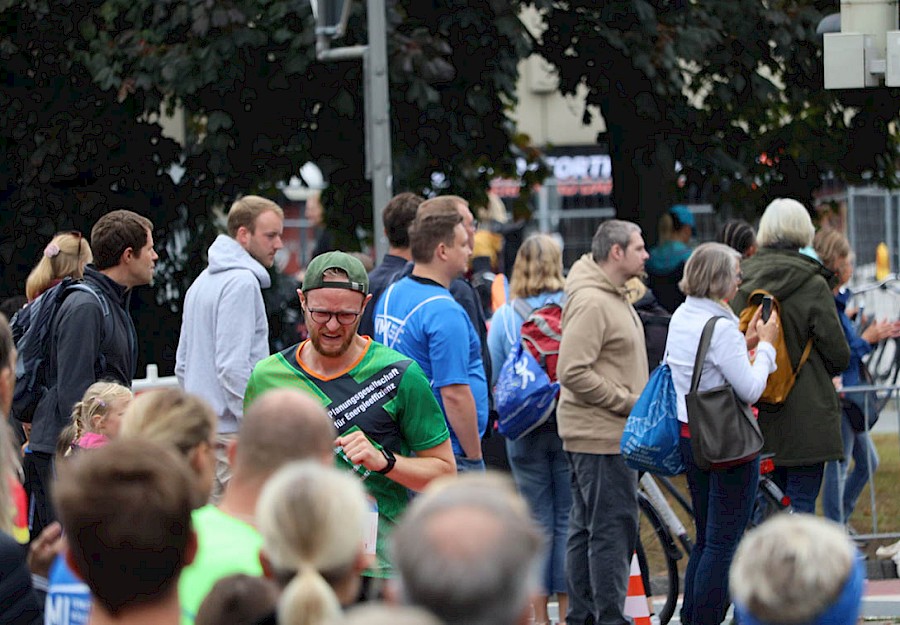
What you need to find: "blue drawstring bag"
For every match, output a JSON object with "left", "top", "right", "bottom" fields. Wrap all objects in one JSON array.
[
  {"left": 621, "top": 362, "right": 685, "bottom": 476},
  {"left": 495, "top": 342, "right": 559, "bottom": 441}
]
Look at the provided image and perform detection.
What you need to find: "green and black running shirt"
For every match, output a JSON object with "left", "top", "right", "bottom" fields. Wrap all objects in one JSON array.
[{"left": 244, "top": 338, "right": 449, "bottom": 578}]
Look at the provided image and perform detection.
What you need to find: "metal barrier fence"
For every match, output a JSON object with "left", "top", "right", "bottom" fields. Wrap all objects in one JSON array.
[
  {"left": 840, "top": 273, "right": 900, "bottom": 539},
  {"left": 819, "top": 185, "right": 900, "bottom": 270},
  {"left": 840, "top": 381, "right": 900, "bottom": 540},
  {"left": 132, "top": 364, "right": 180, "bottom": 394}
]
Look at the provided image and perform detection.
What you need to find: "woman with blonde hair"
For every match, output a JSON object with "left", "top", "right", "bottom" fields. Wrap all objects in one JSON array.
[
  {"left": 119, "top": 387, "right": 218, "bottom": 507},
  {"left": 25, "top": 231, "right": 93, "bottom": 301},
  {"left": 486, "top": 233, "right": 569, "bottom": 625},
  {"left": 256, "top": 461, "right": 371, "bottom": 625}
]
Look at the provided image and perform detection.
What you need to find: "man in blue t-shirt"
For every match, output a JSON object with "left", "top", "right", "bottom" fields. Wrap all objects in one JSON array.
[{"left": 374, "top": 197, "right": 488, "bottom": 471}]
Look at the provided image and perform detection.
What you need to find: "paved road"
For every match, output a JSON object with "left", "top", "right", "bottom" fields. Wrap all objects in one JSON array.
[{"left": 545, "top": 579, "right": 900, "bottom": 624}]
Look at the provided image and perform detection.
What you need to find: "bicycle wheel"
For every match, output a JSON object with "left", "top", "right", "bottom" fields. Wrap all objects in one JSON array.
[
  {"left": 637, "top": 493, "right": 681, "bottom": 625},
  {"left": 749, "top": 474, "right": 793, "bottom": 528}
]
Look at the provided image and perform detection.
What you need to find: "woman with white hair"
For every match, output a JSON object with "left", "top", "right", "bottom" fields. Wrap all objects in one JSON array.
[
  {"left": 729, "top": 198, "right": 850, "bottom": 514},
  {"left": 730, "top": 513, "right": 864, "bottom": 625}
]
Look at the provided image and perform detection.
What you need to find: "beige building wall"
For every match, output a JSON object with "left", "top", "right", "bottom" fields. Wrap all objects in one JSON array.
[{"left": 511, "top": 8, "right": 606, "bottom": 148}]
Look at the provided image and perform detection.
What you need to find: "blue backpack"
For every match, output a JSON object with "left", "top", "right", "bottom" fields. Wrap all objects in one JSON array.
[
  {"left": 494, "top": 299, "right": 563, "bottom": 441},
  {"left": 10, "top": 277, "right": 110, "bottom": 423}
]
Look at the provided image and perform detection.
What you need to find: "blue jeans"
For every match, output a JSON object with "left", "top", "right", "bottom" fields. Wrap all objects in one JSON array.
[
  {"left": 822, "top": 412, "right": 880, "bottom": 524},
  {"left": 679, "top": 437, "right": 759, "bottom": 625},
  {"left": 506, "top": 426, "right": 571, "bottom": 594},
  {"left": 771, "top": 463, "right": 824, "bottom": 515},
  {"left": 565, "top": 453, "right": 638, "bottom": 625},
  {"left": 454, "top": 455, "right": 486, "bottom": 473}
]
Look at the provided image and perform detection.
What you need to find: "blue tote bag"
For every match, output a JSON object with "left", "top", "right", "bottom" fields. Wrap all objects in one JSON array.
[{"left": 621, "top": 362, "right": 685, "bottom": 476}]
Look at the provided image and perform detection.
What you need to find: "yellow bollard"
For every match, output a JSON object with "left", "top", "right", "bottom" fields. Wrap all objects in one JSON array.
[{"left": 875, "top": 242, "right": 890, "bottom": 280}]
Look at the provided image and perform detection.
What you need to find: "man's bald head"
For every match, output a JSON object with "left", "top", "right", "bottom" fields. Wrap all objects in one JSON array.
[{"left": 236, "top": 389, "right": 336, "bottom": 478}]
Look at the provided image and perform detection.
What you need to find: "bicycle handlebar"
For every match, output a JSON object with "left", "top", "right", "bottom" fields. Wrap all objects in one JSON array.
[{"left": 847, "top": 274, "right": 900, "bottom": 296}]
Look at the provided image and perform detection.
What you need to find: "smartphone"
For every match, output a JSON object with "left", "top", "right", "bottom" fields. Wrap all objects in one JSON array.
[{"left": 761, "top": 295, "right": 773, "bottom": 323}]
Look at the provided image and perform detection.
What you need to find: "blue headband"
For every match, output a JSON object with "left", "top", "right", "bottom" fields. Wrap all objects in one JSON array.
[{"left": 735, "top": 556, "right": 864, "bottom": 625}]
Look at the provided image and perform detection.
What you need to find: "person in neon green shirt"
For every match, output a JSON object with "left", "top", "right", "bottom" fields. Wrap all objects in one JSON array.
[{"left": 179, "top": 389, "right": 336, "bottom": 625}]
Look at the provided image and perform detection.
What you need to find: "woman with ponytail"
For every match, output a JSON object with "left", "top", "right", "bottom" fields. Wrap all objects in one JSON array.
[
  {"left": 256, "top": 462, "right": 371, "bottom": 625},
  {"left": 25, "top": 231, "right": 93, "bottom": 302}
]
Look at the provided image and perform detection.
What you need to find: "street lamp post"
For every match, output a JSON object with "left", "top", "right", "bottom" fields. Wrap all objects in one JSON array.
[{"left": 311, "top": 0, "right": 392, "bottom": 264}]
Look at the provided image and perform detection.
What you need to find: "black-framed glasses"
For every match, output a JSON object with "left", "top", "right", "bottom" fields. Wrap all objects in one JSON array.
[{"left": 305, "top": 307, "right": 363, "bottom": 326}]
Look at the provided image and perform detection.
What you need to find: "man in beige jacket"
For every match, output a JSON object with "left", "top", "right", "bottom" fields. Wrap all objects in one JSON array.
[{"left": 557, "top": 219, "right": 650, "bottom": 625}]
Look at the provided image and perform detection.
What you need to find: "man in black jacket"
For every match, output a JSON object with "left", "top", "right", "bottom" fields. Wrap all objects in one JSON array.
[{"left": 24, "top": 209, "right": 157, "bottom": 538}]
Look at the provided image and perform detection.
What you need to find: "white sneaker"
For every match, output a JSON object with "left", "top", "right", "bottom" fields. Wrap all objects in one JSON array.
[{"left": 875, "top": 538, "right": 900, "bottom": 559}]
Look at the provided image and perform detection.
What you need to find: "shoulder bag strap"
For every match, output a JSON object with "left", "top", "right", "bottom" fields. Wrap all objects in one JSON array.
[
  {"left": 512, "top": 298, "right": 534, "bottom": 322},
  {"left": 793, "top": 339, "right": 814, "bottom": 375},
  {"left": 690, "top": 316, "right": 724, "bottom": 393}
]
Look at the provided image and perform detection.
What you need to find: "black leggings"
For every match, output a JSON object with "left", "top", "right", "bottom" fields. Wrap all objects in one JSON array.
[{"left": 24, "top": 451, "right": 56, "bottom": 541}]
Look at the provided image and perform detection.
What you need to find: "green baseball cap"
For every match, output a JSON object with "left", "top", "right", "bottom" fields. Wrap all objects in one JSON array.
[{"left": 302, "top": 251, "right": 369, "bottom": 295}]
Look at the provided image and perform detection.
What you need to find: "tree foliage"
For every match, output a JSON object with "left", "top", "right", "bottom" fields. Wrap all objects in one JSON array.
[
  {"left": 0, "top": 0, "right": 538, "bottom": 373},
  {"left": 527, "top": 0, "right": 900, "bottom": 239}
]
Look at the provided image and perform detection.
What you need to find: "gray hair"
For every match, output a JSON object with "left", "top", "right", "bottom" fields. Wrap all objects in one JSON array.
[
  {"left": 729, "top": 514, "right": 856, "bottom": 625},
  {"left": 756, "top": 198, "right": 815, "bottom": 249},
  {"left": 391, "top": 473, "right": 544, "bottom": 625},
  {"left": 679, "top": 242, "right": 741, "bottom": 300},
  {"left": 343, "top": 603, "right": 444, "bottom": 625},
  {"left": 592, "top": 220, "right": 641, "bottom": 262}
]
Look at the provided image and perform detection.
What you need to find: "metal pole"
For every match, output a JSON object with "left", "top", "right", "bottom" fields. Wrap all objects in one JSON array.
[
  {"left": 366, "top": 0, "right": 392, "bottom": 263},
  {"left": 312, "top": 0, "right": 392, "bottom": 264},
  {"left": 365, "top": 0, "right": 393, "bottom": 263}
]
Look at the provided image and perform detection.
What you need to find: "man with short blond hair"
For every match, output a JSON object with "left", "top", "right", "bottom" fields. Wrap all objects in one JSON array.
[{"left": 176, "top": 195, "right": 284, "bottom": 499}]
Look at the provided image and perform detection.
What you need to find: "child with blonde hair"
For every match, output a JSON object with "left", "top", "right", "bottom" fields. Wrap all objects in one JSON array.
[
  {"left": 45, "top": 381, "right": 133, "bottom": 625},
  {"left": 56, "top": 381, "right": 133, "bottom": 460}
]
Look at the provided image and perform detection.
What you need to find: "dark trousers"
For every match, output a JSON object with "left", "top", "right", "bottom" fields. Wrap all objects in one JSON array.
[
  {"left": 771, "top": 463, "right": 824, "bottom": 515},
  {"left": 24, "top": 451, "right": 56, "bottom": 540},
  {"left": 565, "top": 452, "right": 638, "bottom": 625},
  {"left": 680, "top": 437, "right": 759, "bottom": 625}
]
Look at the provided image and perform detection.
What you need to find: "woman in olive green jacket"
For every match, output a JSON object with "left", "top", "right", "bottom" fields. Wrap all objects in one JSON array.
[{"left": 730, "top": 199, "right": 850, "bottom": 514}]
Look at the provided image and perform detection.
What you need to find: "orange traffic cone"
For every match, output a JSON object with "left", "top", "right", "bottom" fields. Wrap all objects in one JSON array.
[{"left": 624, "top": 552, "right": 653, "bottom": 625}]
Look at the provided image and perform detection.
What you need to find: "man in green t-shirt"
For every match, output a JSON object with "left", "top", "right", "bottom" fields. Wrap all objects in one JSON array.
[
  {"left": 245, "top": 251, "right": 456, "bottom": 583},
  {"left": 179, "top": 388, "right": 337, "bottom": 625}
]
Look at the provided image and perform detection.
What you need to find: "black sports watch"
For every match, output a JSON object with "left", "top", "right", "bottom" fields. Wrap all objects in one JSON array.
[{"left": 376, "top": 446, "right": 396, "bottom": 474}]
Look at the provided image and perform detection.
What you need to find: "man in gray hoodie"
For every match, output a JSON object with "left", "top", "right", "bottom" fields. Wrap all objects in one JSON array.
[{"left": 176, "top": 195, "right": 284, "bottom": 500}]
